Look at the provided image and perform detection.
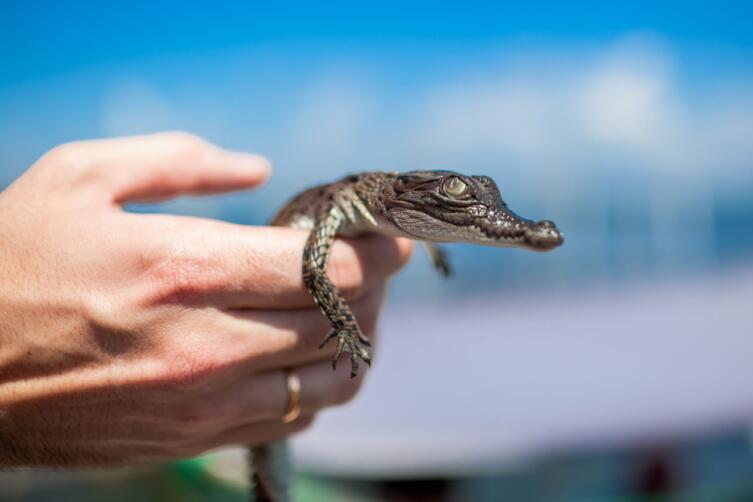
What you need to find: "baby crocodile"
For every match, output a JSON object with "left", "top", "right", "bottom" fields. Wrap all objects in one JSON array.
[{"left": 248, "top": 170, "right": 564, "bottom": 501}]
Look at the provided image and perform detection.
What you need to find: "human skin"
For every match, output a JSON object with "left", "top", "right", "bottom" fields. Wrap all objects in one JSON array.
[{"left": 0, "top": 132, "right": 414, "bottom": 467}]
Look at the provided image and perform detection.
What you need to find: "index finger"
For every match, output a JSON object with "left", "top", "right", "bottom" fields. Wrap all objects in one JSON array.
[{"left": 138, "top": 216, "right": 415, "bottom": 309}]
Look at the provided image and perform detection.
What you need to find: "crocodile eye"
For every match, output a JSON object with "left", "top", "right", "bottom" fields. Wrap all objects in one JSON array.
[{"left": 443, "top": 177, "right": 468, "bottom": 197}]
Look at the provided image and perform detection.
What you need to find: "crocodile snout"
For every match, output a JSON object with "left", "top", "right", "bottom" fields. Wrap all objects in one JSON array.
[{"left": 524, "top": 220, "right": 564, "bottom": 250}]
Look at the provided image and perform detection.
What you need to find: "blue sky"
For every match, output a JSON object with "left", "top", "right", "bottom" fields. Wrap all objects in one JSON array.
[{"left": 2, "top": 1, "right": 753, "bottom": 84}]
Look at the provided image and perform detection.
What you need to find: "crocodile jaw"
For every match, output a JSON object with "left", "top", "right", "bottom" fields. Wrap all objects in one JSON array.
[{"left": 388, "top": 206, "right": 564, "bottom": 251}]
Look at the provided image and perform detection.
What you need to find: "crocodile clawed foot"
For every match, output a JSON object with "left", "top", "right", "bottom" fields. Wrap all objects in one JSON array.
[{"left": 319, "top": 326, "right": 372, "bottom": 378}]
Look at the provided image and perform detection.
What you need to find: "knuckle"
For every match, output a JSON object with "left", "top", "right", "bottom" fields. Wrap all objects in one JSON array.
[
  {"left": 79, "top": 294, "right": 136, "bottom": 352},
  {"left": 45, "top": 141, "right": 87, "bottom": 165},
  {"left": 159, "top": 130, "right": 203, "bottom": 145},
  {"left": 160, "top": 131, "right": 213, "bottom": 163},
  {"left": 39, "top": 141, "right": 100, "bottom": 186},
  {"left": 159, "top": 350, "right": 220, "bottom": 391},
  {"left": 143, "top": 243, "right": 225, "bottom": 305}
]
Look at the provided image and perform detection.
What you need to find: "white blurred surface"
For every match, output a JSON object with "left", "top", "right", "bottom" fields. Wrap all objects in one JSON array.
[{"left": 291, "top": 267, "right": 753, "bottom": 477}]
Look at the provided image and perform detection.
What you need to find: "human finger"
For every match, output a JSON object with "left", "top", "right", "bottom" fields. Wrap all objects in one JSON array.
[
  {"left": 205, "top": 356, "right": 370, "bottom": 430},
  {"left": 222, "top": 285, "right": 386, "bottom": 373},
  {"left": 138, "top": 217, "right": 413, "bottom": 310},
  {"left": 40, "top": 131, "right": 270, "bottom": 203}
]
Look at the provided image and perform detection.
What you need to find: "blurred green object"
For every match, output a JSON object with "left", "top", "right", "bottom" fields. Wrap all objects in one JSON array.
[{"left": 2, "top": 429, "right": 753, "bottom": 501}]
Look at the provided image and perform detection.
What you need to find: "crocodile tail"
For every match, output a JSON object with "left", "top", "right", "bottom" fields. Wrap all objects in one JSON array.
[{"left": 248, "top": 441, "right": 292, "bottom": 502}]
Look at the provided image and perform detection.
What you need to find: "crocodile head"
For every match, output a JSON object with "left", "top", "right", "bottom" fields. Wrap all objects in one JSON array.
[{"left": 382, "top": 170, "right": 564, "bottom": 251}]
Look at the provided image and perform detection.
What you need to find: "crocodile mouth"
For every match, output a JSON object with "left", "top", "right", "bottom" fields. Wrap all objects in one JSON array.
[
  {"left": 474, "top": 215, "right": 563, "bottom": 250},
  {"left": 474, "top": 219, "right": 527, "bottom": 241},
  {"left": 388, "top": 206, "right": 562, "bottom": 251}
]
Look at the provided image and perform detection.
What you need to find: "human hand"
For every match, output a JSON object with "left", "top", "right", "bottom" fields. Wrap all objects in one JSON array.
[{"left": 0, "top": 132, "right": 413, "bottom": 467}]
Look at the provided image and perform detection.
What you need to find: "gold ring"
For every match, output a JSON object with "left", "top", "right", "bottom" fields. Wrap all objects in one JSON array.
[{"left": 281, "top": 369, "right": 302, "bottom": 423}]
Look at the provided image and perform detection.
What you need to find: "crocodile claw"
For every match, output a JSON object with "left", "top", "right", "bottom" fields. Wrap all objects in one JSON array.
[{"left": 320, "top": 326, "right": 372, "bottom": 378}]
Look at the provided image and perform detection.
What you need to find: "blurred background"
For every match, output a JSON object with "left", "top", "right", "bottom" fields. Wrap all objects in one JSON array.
[{"left": 2, "top": 1, "right": 753, "bottom": 500}]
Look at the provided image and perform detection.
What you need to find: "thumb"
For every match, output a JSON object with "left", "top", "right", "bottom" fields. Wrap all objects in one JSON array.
[{"left": 87, "top": 132, "right": 271, "bottom": 204}]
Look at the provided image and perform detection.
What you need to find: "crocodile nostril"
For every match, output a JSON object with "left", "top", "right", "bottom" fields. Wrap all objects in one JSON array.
[{"left": 523, "top": 220, "right": 564, "bottom": 249}]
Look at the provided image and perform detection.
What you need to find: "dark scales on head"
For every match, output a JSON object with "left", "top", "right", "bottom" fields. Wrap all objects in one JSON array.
[{"left": 383, "top": 170, "right": 563, "bottom": 252}]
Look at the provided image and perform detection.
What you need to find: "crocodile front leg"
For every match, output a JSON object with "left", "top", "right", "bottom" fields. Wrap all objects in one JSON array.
[{"left": 302, "top": 205, "right": 372, "bottom": 378}]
